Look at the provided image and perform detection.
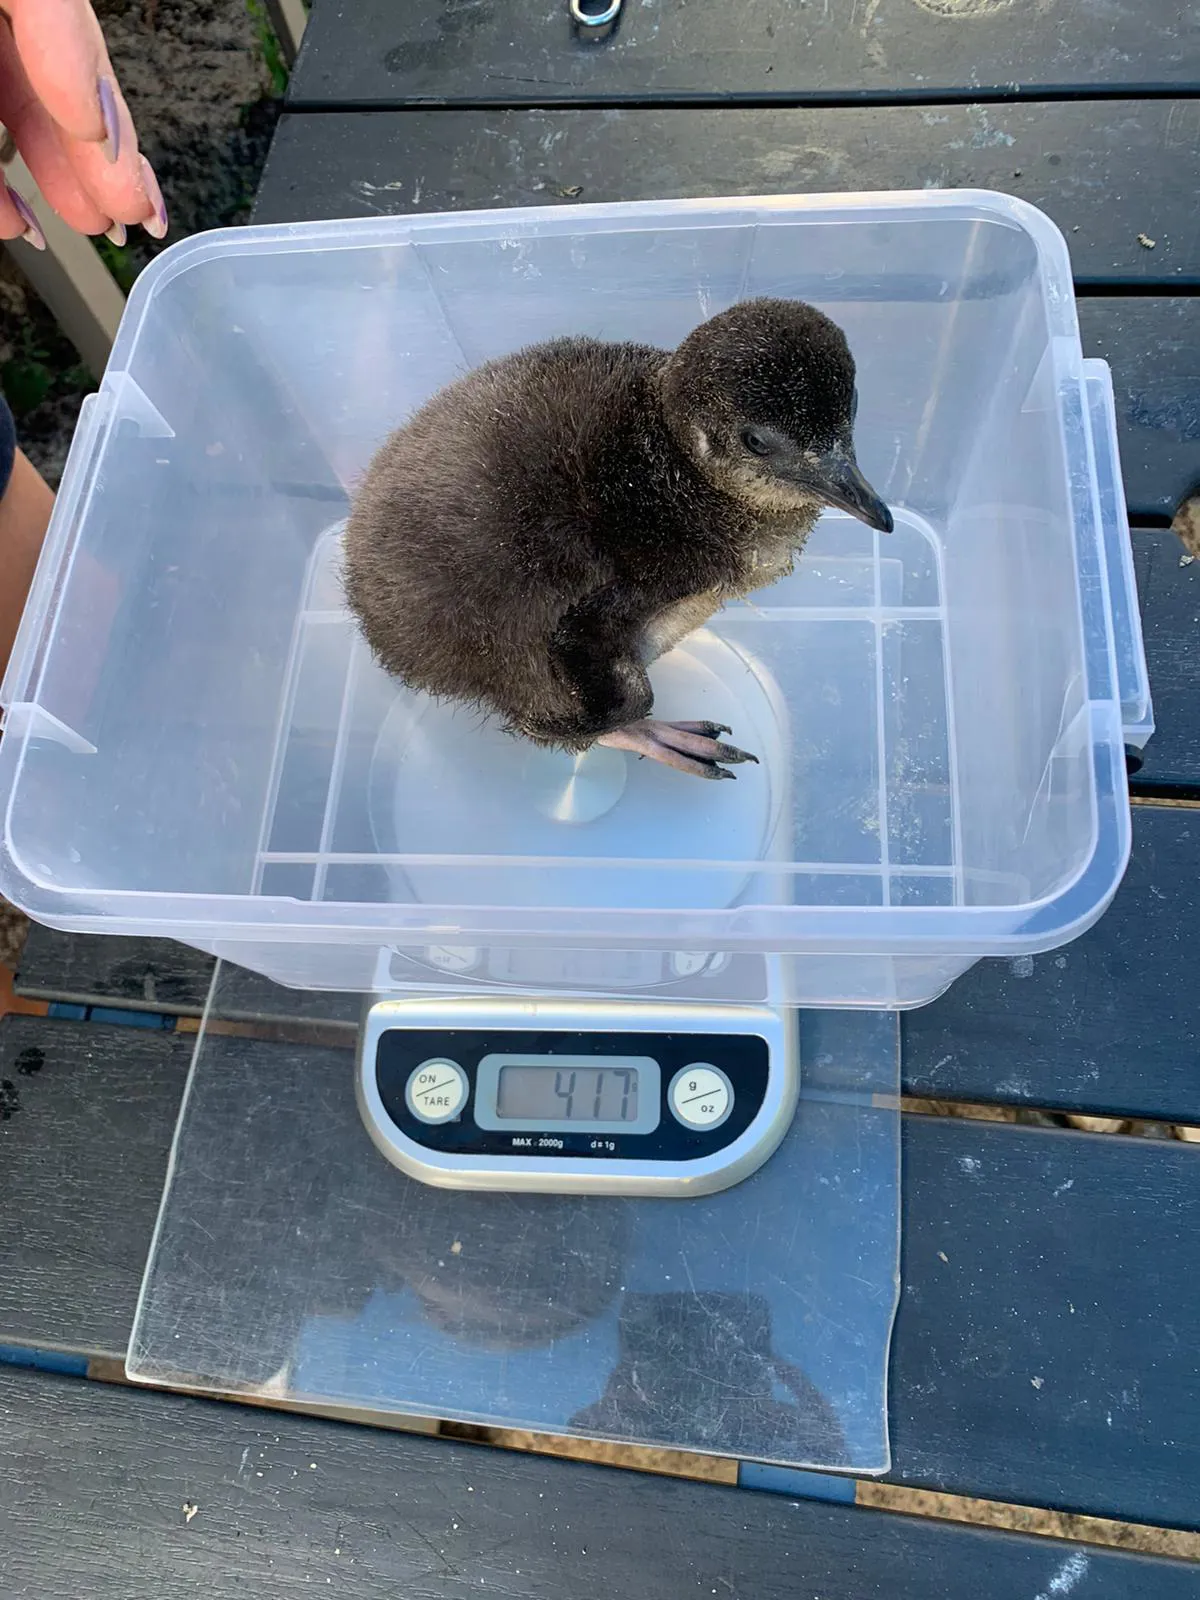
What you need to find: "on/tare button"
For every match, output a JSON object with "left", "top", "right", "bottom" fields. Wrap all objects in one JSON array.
[
  {"left": 668, "top": 1064, "right": 733, "bottom": 1130},
  {"left": 406, "top": 1058, "right": 469, "bottom": 1123}
]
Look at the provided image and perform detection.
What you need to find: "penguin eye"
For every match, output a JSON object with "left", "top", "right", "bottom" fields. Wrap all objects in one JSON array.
[{"left": 741, "top": 427, "right": 773, "bottom": 457}]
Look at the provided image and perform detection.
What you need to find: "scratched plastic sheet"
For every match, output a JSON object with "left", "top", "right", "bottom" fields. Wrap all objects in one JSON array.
[{"left": 128, "top": 964, "right": 900, "bottom": 1473}]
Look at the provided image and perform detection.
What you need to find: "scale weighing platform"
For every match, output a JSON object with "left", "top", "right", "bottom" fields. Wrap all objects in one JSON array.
[{"left": 358, "top": 998, "right": 798, "bottom": 1196}]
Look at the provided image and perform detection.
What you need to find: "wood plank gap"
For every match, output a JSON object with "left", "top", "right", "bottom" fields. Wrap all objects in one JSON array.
[
  {"left": 1076, "top": 283, "right": 1200, "bottom": 299},
  {"left": 167, "top": 1016, "right": 357, "bottom": 1049},
  {"left": 439, "top": 1420, "right": 740, "bottom": 1485},
  {"left": 283, "top": 87, "right": 1200, "bottom": 115},
  {"left": 902, "top": 1098, "right": 1200, "bottom": 1142},
  {"left": 1132, "top": 790, "right": 1200, "bottom": 806},
  {"left": 859, "top": 1483, "right": 1200, "bottom": 1562}
]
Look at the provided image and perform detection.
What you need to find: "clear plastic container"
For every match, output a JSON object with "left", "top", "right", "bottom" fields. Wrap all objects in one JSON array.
[{"left": 0, "top": 191, "right": 1152, "bottom": 1009}]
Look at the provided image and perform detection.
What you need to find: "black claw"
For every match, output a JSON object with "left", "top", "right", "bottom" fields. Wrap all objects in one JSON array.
[
  {"left": 713, "top": 743, "right": 757, "bottom": 766},
  {"left": 670, "top": 720, "right": 733, "bottom": 738}
]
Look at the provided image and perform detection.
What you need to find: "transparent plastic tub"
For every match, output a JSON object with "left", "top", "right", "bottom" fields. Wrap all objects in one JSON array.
[{"left": 0, "top": 191, "right": 1152, "bottom": 1009}]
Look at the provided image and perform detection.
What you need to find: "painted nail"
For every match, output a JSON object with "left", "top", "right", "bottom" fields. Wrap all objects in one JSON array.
[
  {"left": 7, "top": 187, "right": 46, "bottom": 251},
  {"left": 98, "top": 77, "right": 121, "bottom": 163},
  {"left": 104, "top": 220, "right": 127, "bottom": 247},
  {"left": 139, "top": 156, "right": 168, "bottom": 240}
]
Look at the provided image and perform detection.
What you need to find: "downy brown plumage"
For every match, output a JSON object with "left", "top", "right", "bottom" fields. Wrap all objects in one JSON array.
[{"left": 345, "top": 298, "right": 891, "bottom": 779}]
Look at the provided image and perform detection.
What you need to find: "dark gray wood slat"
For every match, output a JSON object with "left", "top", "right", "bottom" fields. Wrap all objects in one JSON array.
[
  {"left": 0, "top": 1016, "right": 192, "bottom": 1356},
  {"left": 6, "top": 1369, "right": 1196, "bottom": 1600},
  {"left": 902, "top": 803, "right": 1200, "bottom": 1121},
  {"left": 12, "top": 928, "right": 362, "bottom": 1025},
  {"left": 1130, "top": 530, "right": 1200, "bottom": 793},
  {"left": 255, "top": 102, "right": 1200, "bottom": 287},
  {"left": 289, "top": 0, "right": 1199, "bottom": 107},
  {"left": 1078, "top": 300, "right": 1200, "bottom": 527},
  {"left": 5, "top": 1014, "right": 1200, "bottom": 1529},
  {"left": 11, "top": 930, "right": 355, "bottom": 1026},
  {"left": 14, "top": 930, "right": 215, "bottom": 1015},
  {"left": 894, "top": 1114, "right": 1200, "bottom": 1529},
  {"left": 253, "top": 108, "right": 1200, "bottom": 523}
]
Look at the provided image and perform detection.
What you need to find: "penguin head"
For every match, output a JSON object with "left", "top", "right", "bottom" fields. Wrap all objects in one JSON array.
[{"left": 659, "top": 297, "right": 893, "bottom": 532}]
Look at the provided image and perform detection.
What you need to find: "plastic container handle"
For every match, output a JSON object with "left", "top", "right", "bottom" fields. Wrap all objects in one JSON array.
[
  {"left": 1083, "top": 360, "right": 1154, "bottom": 749},
  {"left": 1, "top": 389, "right": 111, "bottom": 716}
]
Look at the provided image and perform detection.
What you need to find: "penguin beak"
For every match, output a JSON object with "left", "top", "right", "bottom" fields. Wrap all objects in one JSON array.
[{"left": 807, "top": 446, "right": 893, "bottom": 533}]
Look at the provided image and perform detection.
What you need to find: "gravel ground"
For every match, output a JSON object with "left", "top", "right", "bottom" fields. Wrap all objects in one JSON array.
[{"left": 1, "top": 0, "right": 282, "bottom": 484}]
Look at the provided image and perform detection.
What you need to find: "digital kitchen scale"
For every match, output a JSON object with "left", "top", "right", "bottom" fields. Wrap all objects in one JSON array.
[{"left": 358, "top": 996, "right": 799, "bottom": 1196}]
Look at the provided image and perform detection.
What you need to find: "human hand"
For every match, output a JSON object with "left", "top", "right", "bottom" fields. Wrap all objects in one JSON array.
[{"left": 0, "top": 0, "right": 167, "bottom": 252}]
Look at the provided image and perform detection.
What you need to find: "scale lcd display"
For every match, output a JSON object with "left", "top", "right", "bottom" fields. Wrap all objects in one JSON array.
[
  {"left": 497, "top": 1063, "right": 639, "bottom": 1123},
  {"left": 475, "top": 1052, "right": 662, "bottom": 1135}
]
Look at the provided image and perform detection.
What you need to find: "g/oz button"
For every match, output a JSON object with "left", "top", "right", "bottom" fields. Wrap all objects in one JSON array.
[{"left": 668, "top": 1064, "right": 733, "bottom": 1130}]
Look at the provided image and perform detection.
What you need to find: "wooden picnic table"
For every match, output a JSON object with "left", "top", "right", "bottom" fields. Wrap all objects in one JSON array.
[{"left": 3, "top": 2, "right": 1200, "bottom": 1594}]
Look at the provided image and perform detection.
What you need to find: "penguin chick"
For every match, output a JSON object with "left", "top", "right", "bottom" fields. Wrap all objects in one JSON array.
[{"left": 344, "top": 297, "right": 892, "bottom": 780}]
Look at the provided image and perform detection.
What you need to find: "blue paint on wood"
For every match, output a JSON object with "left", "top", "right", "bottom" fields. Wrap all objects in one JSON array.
[
  {"left": 740, "top": 1463, "right": 858, "bottom": 1502},
  {"left": 0, "top": 1343, "right": 89, "bottom": 1377}
]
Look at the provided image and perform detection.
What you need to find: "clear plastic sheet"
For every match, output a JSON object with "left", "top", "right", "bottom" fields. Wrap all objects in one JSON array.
[{"left": 129, "top": 964, "right": 899, "bottom": 1472}]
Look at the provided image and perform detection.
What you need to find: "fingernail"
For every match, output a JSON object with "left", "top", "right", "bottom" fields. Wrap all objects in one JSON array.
[
  {"left": 104, "top": 220, "right": 127, "bottom": 247},
  {"left": 139, "top": 156, "right": 168, "bottom": 240},
  {"left": 98, "top": 77, "right": 120, "bottom": 163},
  {"left": 7, "top": 187, "right": 46, "bottom": 251}
]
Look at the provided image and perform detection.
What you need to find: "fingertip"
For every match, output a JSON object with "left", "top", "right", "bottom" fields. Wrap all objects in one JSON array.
[
  {"left": 64, "top": 135, "right": 153, "bottom": 228},
  {"left": 3, "top": 186, "right": 47, "bottom": 251},
  {"left": 4, "top": 0, "right": 109, "bottom": 146},
  {"left": 138, "top": 155, "right": 168, "bottom": 240}
]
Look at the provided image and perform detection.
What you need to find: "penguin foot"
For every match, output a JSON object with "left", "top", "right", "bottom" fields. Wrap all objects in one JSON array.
[{"left": 597, "top": 719, "right": 758, "bottom": 780}]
